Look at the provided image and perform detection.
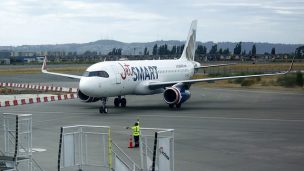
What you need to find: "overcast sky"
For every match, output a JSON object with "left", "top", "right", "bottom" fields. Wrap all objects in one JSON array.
[{"left": 0, "top": 0, "right": 303, "bottom": 46}]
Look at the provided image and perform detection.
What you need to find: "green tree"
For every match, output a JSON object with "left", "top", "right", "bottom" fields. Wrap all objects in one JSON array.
[
  {"left": 164, "top": 44, "right": 169, "bottom": 55},
  {"left": 118, "top": 48, "right": 122, "bottom": 55},
  {"left": 295, "top": 46, "right": 304, "bottom": 58},
  {"left": 171, "top": 45, "right": 177, "bottom": 55},
  {"left": 209, "top": 44, "right": 217, "bottom": 54},
  {"left": 144, "top": 47, "right": 149, "bottom": 55},
  {"left": 242, "top": 50, "right": 246, "bottom": 56},
  {"left": 218, "top": 48, "right": 223, "bottom": 55},
  {"left": 158, "top": 44, "right": 170, "bottom": 55},
  {"left": 195, "top": 45, "right": 207, "bottom": 55},
  {"left": 178, "top": 45, "right": 185, "bottom": 55},
  {"left": 152, "top": 44, "right": 158, "bottom": 55},
  {"left": 202, "top": 46, "right": 207, "bottom": 54},
  {"left": 271, "top": 47, "right": 276, "bottom": 55},
  {"left": 251, "top": 44, "right": 256, "bottom": 55},
  {"left": 108, "top": 48, "right": 122, "bottom": 55},
  {"left": 223, "top": 48, "right": 230, "bottom": 55},
  {"left": 234, "top": 42, "right": 242, "bottom": 55}
]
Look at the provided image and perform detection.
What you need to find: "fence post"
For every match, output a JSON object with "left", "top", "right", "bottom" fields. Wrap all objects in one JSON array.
[
  {"left": 152, "top": 132, "right": 158, "bottom": 171},
  {"left": 58, "top": 127, "right": 63, "bottom": 171}
]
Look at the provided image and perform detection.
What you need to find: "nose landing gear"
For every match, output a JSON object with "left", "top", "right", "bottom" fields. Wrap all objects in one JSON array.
[
  {"left": 99, "top": 96, "right": 127, "bottom": 113},
  {"left": 99, "top": 97, "right": 108, "bottom": 113}
]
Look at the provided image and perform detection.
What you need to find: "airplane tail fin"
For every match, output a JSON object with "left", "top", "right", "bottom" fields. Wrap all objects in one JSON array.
[{"left": 179, "top": 20, "right": 197, "bottom": 61}]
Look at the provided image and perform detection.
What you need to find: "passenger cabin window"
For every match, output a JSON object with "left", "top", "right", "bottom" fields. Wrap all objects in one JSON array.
[{"left": 83, "top": 71, "right": 109, "bottom": 78}]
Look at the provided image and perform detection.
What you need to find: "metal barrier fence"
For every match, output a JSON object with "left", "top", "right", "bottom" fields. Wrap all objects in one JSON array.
[
  {"left": 140, "top": 128, "right": 174, "bottom": 171},
  {"left": 58, "top": 125, "right": 111, "bottom": 171},
  {"left": 2, "top": 113, "right": 44, "bottom": 171}
]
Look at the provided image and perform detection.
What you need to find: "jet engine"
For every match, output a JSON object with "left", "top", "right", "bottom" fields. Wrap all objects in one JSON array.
[
  {"left": 77, "top": 90, "right": 100, "bottom": 103},
  {"left": 163, "top": 83, "right": 191, "bottom": 108}
]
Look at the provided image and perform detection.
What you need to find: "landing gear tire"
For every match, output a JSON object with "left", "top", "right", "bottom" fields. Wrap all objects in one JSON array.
[
  {"left": 114, "top": 98, "right": 120, "bottom": 107},
  {"left": 176, "top": 103, "right": 181, "bottom": 108},
  {"left": 99, "top": 107, "right": 108, "bottom": 113},
  {"left": 104, "top": 107, "right": 108, "bottom": 113},
  {"left": 121, "top": 98, "right": 127, "bottom": 107}
]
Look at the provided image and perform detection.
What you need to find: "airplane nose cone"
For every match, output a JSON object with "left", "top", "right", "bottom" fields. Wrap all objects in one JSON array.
[
  {"left": 79, "top": 78, "right": 88, "bottom": 92},
  {"left": 79, "top": 78, "right": 99, "bottom": 96}
]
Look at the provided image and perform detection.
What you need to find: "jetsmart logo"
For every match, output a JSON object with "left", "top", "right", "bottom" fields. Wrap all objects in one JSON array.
[{"left": 119, "top": 63, "right": 158, "bottom": 81}]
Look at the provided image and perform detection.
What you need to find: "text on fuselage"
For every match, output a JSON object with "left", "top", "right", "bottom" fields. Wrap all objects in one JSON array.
[
  {"left": 119, "top": 63, "right": 158, "bottom": 81},
  {"left": 176, "top": 64, "right": 187, "bottom": 68}
]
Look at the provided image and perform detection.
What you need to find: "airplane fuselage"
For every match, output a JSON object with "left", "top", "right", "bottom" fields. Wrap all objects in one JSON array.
[{"left": 79, "top": 59, "right": 195, "bottom": 97}]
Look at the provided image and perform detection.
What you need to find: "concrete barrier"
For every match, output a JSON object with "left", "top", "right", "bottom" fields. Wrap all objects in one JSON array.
[
  {"left": 13, "top": 100, "right": 18, "bottom": 106},
  {"left": 5, "top": 101, "right": 10, "bottom": 107},
  {"left": 0, "top": 93, "right": 77, "bottom": 108}
]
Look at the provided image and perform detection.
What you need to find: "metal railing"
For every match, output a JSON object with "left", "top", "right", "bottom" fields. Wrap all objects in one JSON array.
[
  {"left": 2, "top": 113, "right": 45, "bottom": 171},
  {"left": 111, "top": 141, "right": 141, "bottom": 171},
  {"left": 59, "top": 125, "right": 111, "bottom": 171}
]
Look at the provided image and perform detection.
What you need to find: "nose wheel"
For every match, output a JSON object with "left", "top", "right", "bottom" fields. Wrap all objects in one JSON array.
[{"left": 99, "top": 97, "right": 108, "bottom": 113}]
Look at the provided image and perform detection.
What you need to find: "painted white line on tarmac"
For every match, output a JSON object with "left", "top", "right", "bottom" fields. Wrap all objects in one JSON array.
[
  {"left": 201, "top": 87, "right": 304, "bottom": 96},
  {"left": 140, "top": 114, "right": 304, "bottom": 122},
  {"left": 2, "top": 110, "right": 65, "bottom": 114},
  {"left": 32, "top": 115, "right": 86, "bottom": 124}
]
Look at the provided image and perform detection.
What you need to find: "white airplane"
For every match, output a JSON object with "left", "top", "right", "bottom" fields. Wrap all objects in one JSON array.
[{"left": 42, "top": 20, "right": 294, "bottom": 113}]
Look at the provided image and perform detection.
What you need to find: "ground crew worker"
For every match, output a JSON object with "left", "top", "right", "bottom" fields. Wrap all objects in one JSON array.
[{"left": 126, "top": 120, "right": 140, "bottom": 148}]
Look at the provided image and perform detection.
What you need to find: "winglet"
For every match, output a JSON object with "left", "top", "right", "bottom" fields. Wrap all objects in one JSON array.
[{"left": 42, "top": 56, "right": 47, "bottom": 72}]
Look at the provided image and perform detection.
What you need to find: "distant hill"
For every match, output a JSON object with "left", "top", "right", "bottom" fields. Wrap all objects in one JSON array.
[{"left": 0, "top": 40, "right": 302, "bottom": 55}]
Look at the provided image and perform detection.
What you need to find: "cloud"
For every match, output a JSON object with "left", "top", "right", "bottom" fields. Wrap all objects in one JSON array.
[
  {"left": 0, "top": 0, "right": 303, "bottom": 45},
  {"left": 192, "top": 0, "right": 304, "bottom": 16},
  {"left": 1, "top": 0, "right": 166, "bottom": 21}
]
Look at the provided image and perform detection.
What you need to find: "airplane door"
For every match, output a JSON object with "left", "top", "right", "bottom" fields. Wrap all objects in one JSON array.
[{"left": 111, "top": 65, "right": 121, "bottom": 84}]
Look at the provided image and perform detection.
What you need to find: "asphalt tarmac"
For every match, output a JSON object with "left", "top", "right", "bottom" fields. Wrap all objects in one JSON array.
[{"left": 1, "top": 81, "right": 304, "bottom": 171}]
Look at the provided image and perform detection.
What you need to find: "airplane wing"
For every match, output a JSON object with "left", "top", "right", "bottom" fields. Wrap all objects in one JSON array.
[
  {"left": 148, "top": 58, "right": 294, "bottom": 89},
  {"left": 195, "top": 63, "right": 236, "bottom": 69},
  {"left": 41, "top": 57, "right": 82, "bottom": 79}
]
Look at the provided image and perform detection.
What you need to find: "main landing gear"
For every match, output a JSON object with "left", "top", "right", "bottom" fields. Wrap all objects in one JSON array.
[
  {"left": 169, "top": 103, "right": 181, "bottom": 109},
  {"left": 114, "top": 96, "right": 127, "bottom": 108},
  {"left": 99, "top": 97, "right": 108, "bottom": 113}
]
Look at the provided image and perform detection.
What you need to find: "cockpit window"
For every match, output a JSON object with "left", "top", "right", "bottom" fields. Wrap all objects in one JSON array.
[{"left": 83, "top": 71, "right": 109, "bottom": 78}]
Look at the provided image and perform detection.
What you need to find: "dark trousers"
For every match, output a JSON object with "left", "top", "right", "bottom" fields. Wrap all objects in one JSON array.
[{"left": 134, "top": 135, "right": 139, "bottom": 147}]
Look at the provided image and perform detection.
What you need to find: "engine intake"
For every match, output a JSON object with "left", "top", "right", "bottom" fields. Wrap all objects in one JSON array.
[
  {"left": 163, "top": 86, "right": 191, "bottom": 105},
  {"left": 77, "top": 90, "right": 100, "bottom": 103}
]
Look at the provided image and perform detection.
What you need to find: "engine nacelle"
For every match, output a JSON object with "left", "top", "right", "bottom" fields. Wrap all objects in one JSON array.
[
  {"left": 77, "top": 90, "right": 100, "bottom": 103},
  {"left": 163, "top": 85, "right": 191, "bottom": 105}
]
